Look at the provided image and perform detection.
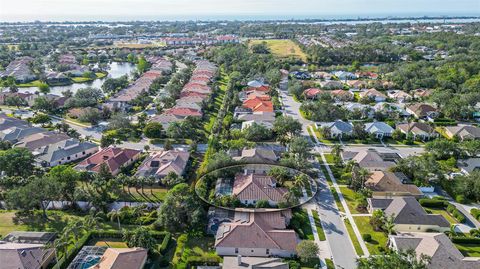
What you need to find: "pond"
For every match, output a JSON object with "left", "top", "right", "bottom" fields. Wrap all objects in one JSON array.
[{"left": 19, "top": 62, "right": 136, "bottom": 95}]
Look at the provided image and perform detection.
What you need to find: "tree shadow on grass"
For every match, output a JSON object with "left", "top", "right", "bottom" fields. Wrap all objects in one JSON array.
[{"left": 13, "top": 211, "right": 71, "bottom": 232}]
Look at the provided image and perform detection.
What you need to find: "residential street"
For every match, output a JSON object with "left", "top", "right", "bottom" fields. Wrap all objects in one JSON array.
[{"left": 280, "top": 88, "right": 358, "bottom": 269}]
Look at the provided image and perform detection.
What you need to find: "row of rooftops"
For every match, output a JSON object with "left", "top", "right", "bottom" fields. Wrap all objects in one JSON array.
[{"left": 151, "top": 59, "right": 217, "bottom": 127}]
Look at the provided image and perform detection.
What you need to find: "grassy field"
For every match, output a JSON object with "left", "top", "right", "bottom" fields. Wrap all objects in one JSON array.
[
  {"left": 312, "top": 210, "right": 326, "bottom": 241},
  {"left": 455, "top": 243, "right": 480, "bottom": 257},
  {"left": 339, "top": 186, "right": 363, "bottom": 214},
  {"left": 319, "top": 164, "right": 333, "bottom": 185},
  {"left": 249, "top": 39, "right": 307, "bottom": 61},
  {"left": 353, "top": 216, "right": 388, "bottom": 255},
  {"left": 344, "top": 218, "right": 364, "bottom": 256}
]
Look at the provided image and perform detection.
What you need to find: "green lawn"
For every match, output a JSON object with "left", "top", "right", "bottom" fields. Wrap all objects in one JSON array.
[
  {"left": 339, "top": 186, "right": 363, "bottom": 214},
  {"left": 172, "top": 234, "right": 220, "bottom": 267},
  {"left": 330, "top": 187, "right": 345, "bottom": 213},
  {"left": 424, "top": 207, "right": 459, "bottom": 224},
  {"left": 203, "top": 70, "right": 228, "bottom": 134},
  {"left": 312, "top": 210, "right": 326, "bottom": 241},
  {"left": 291, "top": 209, "right": 314, "bottom": 240},
  {"left": 455, "top": 243, "right": 480, "bottom": 257},
  {"left": 353, "top": 216, "right": 388, "bottom": 255},
  {"left": 323, "top": 153, "right": 335, "bottom": 164},
  {"left": 0, "top": 210, "right": 85, "bottom": 238},
  {"left": 17, "top": 80, "right": 44, "bottom": 87},
  {"left": 118, "top": 187, "right": 168, "bottom": 202},
  {"left": 344, "top": 218, "right": 364, "bottom": 256},
  {"left": 88, "top": 238, "right": 129, "bottom": 248}
]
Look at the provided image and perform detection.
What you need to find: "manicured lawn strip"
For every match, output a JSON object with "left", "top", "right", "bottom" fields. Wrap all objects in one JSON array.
[
  {"left": 344, "top": 219, "right": 364, "bottom": 256},
  {"left": 325, "top": 258, "right": 335, "bottom": 269},
  {"left": 455, "top": 243, "right": 480, "bottom": 257},
  {"left": 290, "top": 209, "right": 314, "bottom": 240},
  {"left": 330, "top": 187, "right": 345, "bottom": 213},
  {"left": 353, "top": 216, "right": 388, "bottom": 255},
  {"left": 203, "top": 70, "right": 228, "bottom": 134},
  {"left": 88, "top": 238, "right": 128, "bottom": 248},
  {"left": 339, "top": 186, "right": 362, "bottom": 214},
  {"left": 312, "top": 210, "right": 326, "bottom": 241},
  {"left": 17, "top": 80, "right": 44, "bottom": 87},
  {"left": 323, "top": 153, "right": 335, "bottom": 164},
  {"left": 319, "top": 163, "right": 332, "bottom": 185},
  {"left": 424, "top": 207, "right": 458, "bottom": 224}
]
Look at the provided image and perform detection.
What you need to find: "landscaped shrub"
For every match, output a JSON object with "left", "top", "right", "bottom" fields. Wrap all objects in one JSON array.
[
  {"left": 362, "top": 234, "right": 372, "bottom": 242},
  {"left": 377, "top": 246, "right": 386, "bottom": 253},
  {"left": 447, "top": 204, "right": 456, "bottom": 213},
  {"left": 159, "top": 232, "right": 171, "bottom": 254},
  {"left": 419, "top": 198, "right": 447, "bottom": 208},
  {"left": 453, "top": 211, "right": 466, "bottom": 223},
  {"left": 471, "top": 208, "right": 480, "bottom": 220},
  {"left": 455, "top": 194, "right": 466, "bottom": 203}
]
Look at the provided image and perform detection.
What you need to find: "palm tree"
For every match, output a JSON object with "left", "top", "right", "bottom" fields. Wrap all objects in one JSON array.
[
  {"left": 52, "top": 234, "right": 69, "bottom": 259},
  {"left": 146, "top": 176, "right": 156, "bottom": 195},
  {"left": 331, "top": 144, "right": 343, "bottom": 166},
  {"left": 382, "top": 214, "right": 396, "bottom": 235},
  {"left": 107, "top": 209, "right": 122, "bottom": 230},
  {"left": 84, "top": 209, "right": 102, "bottom": 230},
  {"left": 64, "top": 220, "right": 84, "bottom": 248}
]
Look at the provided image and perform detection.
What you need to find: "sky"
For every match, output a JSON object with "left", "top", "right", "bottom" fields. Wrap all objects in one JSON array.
[{"left": 0, "top": 0, "right": 479, "bottom": 22}]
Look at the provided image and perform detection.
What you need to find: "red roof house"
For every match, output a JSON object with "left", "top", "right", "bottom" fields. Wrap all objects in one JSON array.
[{"left": 75, "top": 147, "right": 141, "bottom": 176}]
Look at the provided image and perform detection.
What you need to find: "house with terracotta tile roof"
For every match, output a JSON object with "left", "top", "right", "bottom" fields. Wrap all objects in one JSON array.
[
  {"left": 365, "top": 171, "right": 423, "bottom": 198},
  {"left": 215, "top": 210, "right": 297, "bottom": 257},
  {"left": 346, "top": 80, "right": 368, "bottom": 89},
  {"left": 164, "top": 107, "right": 203, "bottom": 117},
  {"left": 389, "top": 232, "right": 480, "bottom": 269},
  {"left": 303, "top": 88, "right": 324, "bottom": 99},
  {"left": 75, "top": 146, "right": 141, "bottom": 176},
  {"left": 242, "top": 97, "right": 274, "bottom": 113},
  {"left": 232, "top": 174, "right": 287, "bottom": 206},
  {"left": 88, "top": 248, "right": 147, "bottom": 269},
  {"left": 135, "top": 150, "right": 190, "bottom": 180}
]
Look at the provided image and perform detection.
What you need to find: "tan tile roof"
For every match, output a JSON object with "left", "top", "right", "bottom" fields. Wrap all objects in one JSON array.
[
  {"left": 89, "top": 248, "right": 147, "bottom": 269},
  {"left": 365, "top": 171, "right": 423, "bottom": 196},
  {"left": 233, "top": 174, "right": 287, "bottom": 203},
  {"left": 215, "top": 211, "right": 297, "bottom": 252}
]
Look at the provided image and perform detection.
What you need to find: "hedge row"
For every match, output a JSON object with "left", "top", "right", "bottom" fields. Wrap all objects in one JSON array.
[
  {"left": 419, "top": 198, "right": 447, "bottom": 208},
  {"left": 53, "top": 232, "right": 92, "bottom": 269},
  {"left": 447, "top": 204, "right": 466, "bottom": 223},
  {"left": 187, "top": 255, "right": 222, "bottom": 266},
  {"left": 451, "top": 236, "right": 480, "bottom": 244}
]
